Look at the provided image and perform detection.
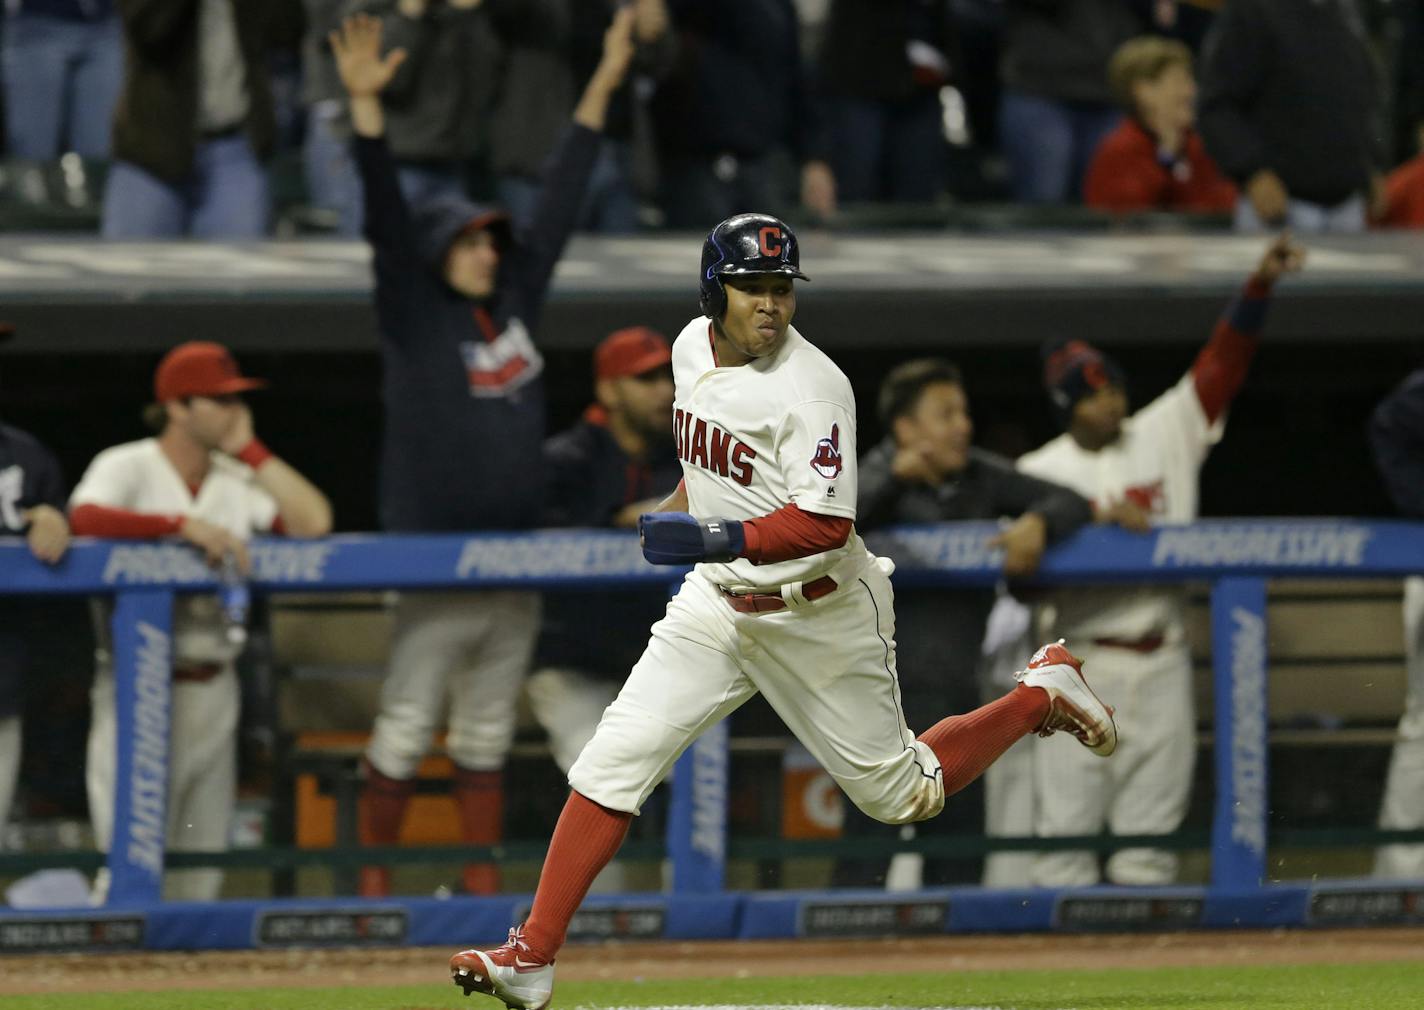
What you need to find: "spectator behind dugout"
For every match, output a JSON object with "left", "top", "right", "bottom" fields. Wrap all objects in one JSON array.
[
  {"left": 346, "top": 0, "right": 501, "bottom": 208},
  {"left": 1380, "top": 122, "right": 1424, "bottom": 228},
  {"left": 1198, "top": 0, "right": 1387, "bottom": 234},
  {"left": 69, "top": 341, "right": 331, "bottom": 900},
  {"left": 529, "top": 327, "right": 680, "bottom": 775},
  {"left": 1369, "top": 369, "right": 1424, "bottom": 878},
  {"left": 997, "top": 0, "right": 1144, "bottom": 204},
  {"left": 301, "top": 0, "right": 364, "bottom": 235},
  {"left": 489, "top": 0, "right": 673, "bottom": 234},
  {"left": 330, "top": 12, "right": 634, "bottom": 898},
  {"left": 1017, "top": 236, "right": 1303, "bottom": 888},
  {"left": 815, "top": 0, "right": 956, "bottom": 204},
  {"left": 832, "top": 358, "right": 1093, "bottom": 890},
  {"left": 1083, "top": 36, "right": 1235, "bottom": 213},
  {"left": 0, "top": 322, "right": 72, "bottom": 851},
  {"left": 651, "top": 0, "right": 836, "bottom": 227},
  {"left": 1, "top": 0, "right": 123, "bottom": 161},
  {"left": 101, "top": 0, "right": 304, "bottom": 239}
]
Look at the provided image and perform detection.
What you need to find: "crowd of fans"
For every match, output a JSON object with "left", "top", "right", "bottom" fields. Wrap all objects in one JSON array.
[{"left": 1, "top": 0, "right": 1422, "bottom": 235}]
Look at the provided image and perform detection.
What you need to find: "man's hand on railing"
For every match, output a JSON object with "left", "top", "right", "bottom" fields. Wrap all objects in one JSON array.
[
  {"left": 1094, "top": 500, "right": 1152, "bottom": 534},
  {"left": 180, "top": 517, "right": 250, "bottom": 573},
  {"left": 990, "top": 513, "right": 1047, "bottom": 577}
]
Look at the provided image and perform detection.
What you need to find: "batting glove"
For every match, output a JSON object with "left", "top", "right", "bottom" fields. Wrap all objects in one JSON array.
[{"left": 638, "top": 511, "right": 745, "bottom": 565}]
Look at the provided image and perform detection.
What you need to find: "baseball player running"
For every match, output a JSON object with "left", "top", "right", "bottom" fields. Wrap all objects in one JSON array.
[{"left": 449, "top": 214, "right": 1118, "bottom": 1010}]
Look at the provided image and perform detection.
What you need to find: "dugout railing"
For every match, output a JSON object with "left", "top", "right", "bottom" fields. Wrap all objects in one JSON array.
[{"left": 0, "top": 520, "right": 1422, "bottom": 950}]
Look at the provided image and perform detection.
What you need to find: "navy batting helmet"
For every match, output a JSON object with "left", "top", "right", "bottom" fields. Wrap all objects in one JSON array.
[{"left": 699, "top": 213, "right": 810, "bottom": 319}]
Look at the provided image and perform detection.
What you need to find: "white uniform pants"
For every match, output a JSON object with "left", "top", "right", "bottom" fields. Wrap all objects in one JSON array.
[
  {"left": 570, "top": 556, "right": 945, "bottom": 824},
  {"left": 88, "top": 666, "right": 239, "bottom": 901},
  {"left": 1376, "top": 576, "right": 1424, "bottom": 879},
  {"left": 978, "top": 595, "right": 1036, "bottom": 888},
  {"left": 0, "top": 714, "right": 19, "bottom": 848},
  {"left": 525, "top": 668, "right": 621, "bottom": 775},
  {"left": 366, "top": 591, "right": 540, "bottom": 779},
  {"left": 1031, "top": 639, "right": 1195, "bottom": 887}
]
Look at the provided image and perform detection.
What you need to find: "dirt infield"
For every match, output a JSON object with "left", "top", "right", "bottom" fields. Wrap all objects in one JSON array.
[{"left": 3, "top": 928, "right": 1423, "bottom": 996}]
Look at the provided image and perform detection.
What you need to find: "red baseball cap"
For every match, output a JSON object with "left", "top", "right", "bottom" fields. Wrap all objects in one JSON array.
[
  {"left": 154, "top": 341, "right": 266, "bottom": 402},
  {"left": 594, "top": 327, "right": 671, "bottom": 381}
]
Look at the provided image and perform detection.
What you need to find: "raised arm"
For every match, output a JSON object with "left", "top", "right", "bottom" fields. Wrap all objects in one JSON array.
[
  {"left": 1191, "top": 234, "right": 1304, "bottom": 423},
  {"left": 516, "top": 8, "right": 636, "bottom": 307},
  {"left": 330, "top": 14, "right": 417, "bottom": 257}
]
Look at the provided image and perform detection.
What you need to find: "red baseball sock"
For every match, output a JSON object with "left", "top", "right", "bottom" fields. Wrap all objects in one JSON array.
[
  {"left": 917, "top": 685, "right": 1049, "bottom": 796},
  {"left": 520, "top": 791, "right": 632, "bottom": 962},
  {"left": 359, "top": 760, "right": 416, "bottom": 897},
  {"left": 454, "top": 766, "right": 505, "bottom": 895}
]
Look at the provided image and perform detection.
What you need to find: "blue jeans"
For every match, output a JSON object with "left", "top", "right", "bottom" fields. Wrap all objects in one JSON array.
[
  {"left": 1, "top": 13, "right": 123, "bottom": 159},
  {"left": 303, "top": 100, "right": 363, "bottom": 236},
  {"left": 999, "top": 89, "right": 1122, "bottom": 204},
  {"left": 101, "top": 134, "right": 271, "bottom": 239},
  {"left": 1234, "top": 193, "right": 1367, "bottom": 234},
  {"left": 827, "top": 91, "right": 947, "bottom": 202},
  {"left": 498, "top": 138, "right": 640, "bottom": 234}
]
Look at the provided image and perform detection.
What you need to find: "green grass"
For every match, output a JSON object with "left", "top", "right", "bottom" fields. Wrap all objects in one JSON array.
[{"left": 9, "top": 961, "right": 1424, "bottom": 1010}]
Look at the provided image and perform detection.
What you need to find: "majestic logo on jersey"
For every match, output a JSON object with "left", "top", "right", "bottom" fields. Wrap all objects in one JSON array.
[
  {"left": 459, "top": 316, "right": 544, "bottom": 399},
  {"left": 673, "top": 408, "right": 757, "bottom": 486},
  {"left": 809, "top": 424, "right": 842, "bottom": 479}
]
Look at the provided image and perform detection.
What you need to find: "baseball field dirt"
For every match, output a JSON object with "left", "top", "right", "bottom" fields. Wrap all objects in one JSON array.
[{"left": 2, "top": 926, "right": 1422, "bottom": 996}]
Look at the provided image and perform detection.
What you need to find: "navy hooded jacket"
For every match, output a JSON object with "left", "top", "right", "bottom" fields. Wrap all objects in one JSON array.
[{"left": 353, "top": 126, "right": 600, "bottom": 531}]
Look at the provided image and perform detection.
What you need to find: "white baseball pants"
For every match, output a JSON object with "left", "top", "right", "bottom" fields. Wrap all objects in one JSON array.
[
  {"left": 525, "top": 667, "right": 621, "bottom": 775},
  {"left": 0, "top": 714, "right": 18, "bottom": 848},
  {"left": 88, "top": 665, "right": 239, "bottom": 901},
  {"left": 1376, "top": 576, "right": 1424, "bottom": 879},
  {"left": 366, "top": 591, "right": 540, "bottom": 779},
  {"left": 570, "top": 554, "right": 945, "bottom": 825},
  {"left": 1030, "top": 639, "right": 1195, "bottom": 887}
]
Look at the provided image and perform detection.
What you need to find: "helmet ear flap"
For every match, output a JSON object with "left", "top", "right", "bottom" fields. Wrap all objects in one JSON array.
[{"left": 700, "top": 276, "right": 727, "bottom": 319}]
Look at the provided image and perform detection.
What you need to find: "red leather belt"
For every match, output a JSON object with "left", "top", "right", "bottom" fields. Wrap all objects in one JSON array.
[
  {"left": 173, "top": 663, "right": 223, "bottom": 683},
  {"left": 721, "top": 575, "right": 838, "bottom": 614},
  {"left": 1092, "top": 634, "right": 1165, "bottom": 654}
]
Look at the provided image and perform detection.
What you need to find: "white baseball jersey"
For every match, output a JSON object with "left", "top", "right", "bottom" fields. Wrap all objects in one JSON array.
[
  {"left": 1017, "top": 374, "right": 1223, "bottom": 641},
  {"left": 70, "top": 438, "right": 279, "bottom": 664},
  {"left": 669, "top": 317, "right": 863, "bottom": 591}
]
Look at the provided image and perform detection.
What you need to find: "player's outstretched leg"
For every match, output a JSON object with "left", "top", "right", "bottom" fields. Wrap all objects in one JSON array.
[
  {"left": 916, "top": 639, "right": 1116, "bottom": 799},
  {"left": 450, "top": 791, "right": 631, "bottom": 1008},
  {"left": 1014, "top": 640, "right": 1117, "bottom": 756}
]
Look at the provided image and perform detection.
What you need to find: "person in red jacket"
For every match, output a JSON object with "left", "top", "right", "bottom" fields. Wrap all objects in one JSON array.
[
  {"left": 1380, "top": 124, "right": 1424, "bottom": 229},
  {"left": 1084, "top": 35, "right": 1235, "bottom": 214}
]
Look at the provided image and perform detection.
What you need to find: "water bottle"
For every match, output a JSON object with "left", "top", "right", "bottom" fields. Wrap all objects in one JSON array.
[{"left": 218, "top": 553, "right": 250, "bottom": 647}]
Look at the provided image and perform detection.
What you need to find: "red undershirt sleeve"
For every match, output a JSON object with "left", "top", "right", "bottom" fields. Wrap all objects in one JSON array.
[
  {"left": 69, "top": 503, "right": 184, "bottom": 538},
  {"left": 741, "top": 502, "right": 852, "bottom": 564},
  {"left": 1192, "top": 276, "right": 1273, "bottom": 424}
]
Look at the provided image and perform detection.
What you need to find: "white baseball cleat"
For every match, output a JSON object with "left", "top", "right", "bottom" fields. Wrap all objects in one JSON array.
[
  {"left": 450, "top": 926, "right": 555, "bottom": 1010},
  {"left": 1014, "top": 640, "right": 1118, "bottom": 757}
]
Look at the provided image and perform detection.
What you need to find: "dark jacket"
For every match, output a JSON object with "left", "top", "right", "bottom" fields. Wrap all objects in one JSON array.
[
  {"left": 536, "top": 411, "right": 682, "bottom": 678},
  {"left": 859, "top": 440, "right": 1092, "bottom": 700},
  {"left": 0, "top": 423, "right": 66, "bottom": 717},
  {"left": 112, "top": 0, "right": 302, "bottom": 183},
  {"left": 1370, "top": 370, "right": 1424, "bottom": 517},
  {"left": 1198, "top": 0, "right": 1385, "bottom": 205},
  {"left": 349, "top": 0, "right": 501, "bottom": 164},
  {"left": 653, "top": 0, "right": 825, "bottom": 163},
  {"left": 1000, "top": 0, "right": 1146, "bottom": 104},
  {"left": 354, "top": 124, "right": 601, "bottom": 531},
  {"left": 11, "top": 0, "right": 114, "bottom": 19},
  {"left": 817, "top": 0, "right": 958, "bottom": 104},
  {"left": 487, "top": 0, "right": 673, "bottom": 180}
]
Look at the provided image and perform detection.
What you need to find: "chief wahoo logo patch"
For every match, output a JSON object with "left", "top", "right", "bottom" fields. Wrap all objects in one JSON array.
[{"left": 810, "top": 423, "right": 843, "bottom": 479}]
